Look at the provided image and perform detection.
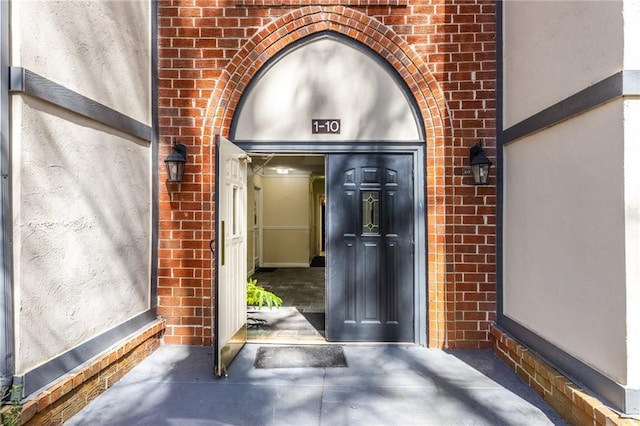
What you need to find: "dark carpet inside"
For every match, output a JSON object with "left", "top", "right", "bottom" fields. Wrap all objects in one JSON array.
[
  {"left": 254, "top": 345, "right": 347, "bottom": 369},
  {"left": 310, "top": 256, "right": 325, "bottom": 267},
  {"left": 256, "top": 267, "right": 277, "bottom": 272}
]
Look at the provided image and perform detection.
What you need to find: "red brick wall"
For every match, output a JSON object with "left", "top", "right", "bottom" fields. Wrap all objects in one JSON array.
[{"left": 157, "top": 0, "right": 496, "bottom": 348}]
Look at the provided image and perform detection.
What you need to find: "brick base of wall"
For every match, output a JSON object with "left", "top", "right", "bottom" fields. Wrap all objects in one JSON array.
[
  {"left": 2, "top": 320, "right": 165, "bottom": 425},
  {"left": 490, "top": 324, "right": 639, "bottom": 426}
]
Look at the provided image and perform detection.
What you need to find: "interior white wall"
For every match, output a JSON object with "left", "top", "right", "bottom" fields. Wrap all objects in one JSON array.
[
  {"left": 261, "top": 174, "right": 311, "bottom": 267},
  {"left": 247, "top": 170, "right": 257, "bottom": 275},
  {"left": 12, "top": 97, "right": 151, "bottom": 374},
  {"left": 12, "top": 0, "right": 151, "bottom": 124},
  {"left": 503, "top": 101, "right": 627, "bottom": 384},
  {"left": 503, "top": 0, "right": 623, "bottom": 128},
  {"left": 311, "top": 178, "right": 325, "bottom": 256},
  {"left": 234, "top": 37, "right": 420, "bottom": 141}
]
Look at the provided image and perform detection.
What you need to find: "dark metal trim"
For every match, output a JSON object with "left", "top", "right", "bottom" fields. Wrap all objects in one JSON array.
[
  {"left": 9, "top": 67, "right": 152, "bottom": 142},
  {"left": 17, "top": 310, "right": 158, "bottom": 397},
  {"left": 0, "top": 0, "right": 15, "bottom": 393},
  {"left": 497, "top": 315, "right": 639, "bottom": 414},
  {"left": 229, "top": 31, "right": 426, "bottom": 142},
  {"left": 503, "top": 70, "right": 640, "bottom": 145},
  {"left": 236, "top": 141, "right": 425, "bottom": 153},
  {"left": 495, "top": 0, "right": 505, "bottom": 333},
  {"left": 150, "top": 0, "right": 159, "bottom": 309}
]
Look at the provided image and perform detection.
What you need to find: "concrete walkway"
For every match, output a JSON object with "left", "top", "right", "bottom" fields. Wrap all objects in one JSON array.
[{"left": 67, "top": 344, "right": 565, "bottom": 425}]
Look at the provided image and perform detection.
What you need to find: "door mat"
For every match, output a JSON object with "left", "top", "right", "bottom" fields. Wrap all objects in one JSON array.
[
  {"left": 256, "top": 267, "right": 277, "bottom": 272},
  {"left": 254, "top": 345, "right": 347, "bottom": 369}
]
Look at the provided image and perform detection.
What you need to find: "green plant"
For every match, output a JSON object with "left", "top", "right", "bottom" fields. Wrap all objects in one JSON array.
[
  {"left": 1, "top": 384, "right": 23, "bottom": 426},
  {"left": 247, "top": 278, "right": 282, "bottom": 309}
]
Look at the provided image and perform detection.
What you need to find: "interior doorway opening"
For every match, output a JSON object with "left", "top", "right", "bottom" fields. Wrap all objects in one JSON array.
[{"left": 246, "top": 153, "right": 328, "bottom": 342}]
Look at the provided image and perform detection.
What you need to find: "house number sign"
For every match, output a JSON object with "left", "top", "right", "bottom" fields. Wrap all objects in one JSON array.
[{"left": 312, "top": 119, "right": 341, "bottom": 134}]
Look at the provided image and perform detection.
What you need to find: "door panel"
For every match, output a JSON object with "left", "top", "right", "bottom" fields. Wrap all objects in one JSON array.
[
  {"left": 327, "top": 154, "right": 414, "bottom": 342},
  {"left": 215, "top": 135, "right": 248, "bottom": 376}
]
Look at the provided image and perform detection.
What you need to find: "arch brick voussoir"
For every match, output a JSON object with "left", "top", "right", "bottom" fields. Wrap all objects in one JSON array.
[{"left": 204, "top": 5, "right": 450, "bottom": 144}]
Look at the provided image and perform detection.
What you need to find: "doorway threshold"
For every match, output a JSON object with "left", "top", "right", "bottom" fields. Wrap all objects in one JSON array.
[
  {"left": 247, "top": 336, "right": 328, "bottom": 345},
  {"left": 247, "top": 307, "right": 325, "bottom": 342}
]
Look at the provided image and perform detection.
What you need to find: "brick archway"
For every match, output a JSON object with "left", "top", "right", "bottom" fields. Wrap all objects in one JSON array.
[{"left": 203, "top": 6, "right": 451, "bottom": 347}]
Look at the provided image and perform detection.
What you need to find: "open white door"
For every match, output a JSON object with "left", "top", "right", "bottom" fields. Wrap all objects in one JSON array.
[{"left": 214, "top": 135, "right": 248, "bottom": 376}]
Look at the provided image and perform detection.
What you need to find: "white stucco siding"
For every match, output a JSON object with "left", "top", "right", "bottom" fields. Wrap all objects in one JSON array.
[
  {"left": 503, "top": 1, "right": 623, "bottom": 128},
  {"left": 12, "top": 0, "right": 151, "bottom": 125},
  {"left": 624, "top": 98, "right": 640, "bottom": 388},
  {"left": 12, "top": 97, "right": 151, "bottom": 374},
  {"left": 624, "top": 0, "right": 640, "bottom": 69},
  {"left": 503, "top": 101, "right": 627, "bottom": 384},
  {"left": 234, "top": 37, "right": 421, "bottom": 141}
]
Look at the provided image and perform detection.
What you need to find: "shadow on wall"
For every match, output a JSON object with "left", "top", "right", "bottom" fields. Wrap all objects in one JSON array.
[
  {"left": 14, "top": 2, "right": 154, "bottom": 394},
  {"left": 17, "top": 97, "right": 151, "bottom": 390},
  {"left": 236, "top": 35, "right": 421, "bottom": 142}
]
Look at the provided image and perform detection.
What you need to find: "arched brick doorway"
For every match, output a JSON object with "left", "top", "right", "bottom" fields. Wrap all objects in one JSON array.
[{"left": 203, "top": 6, "right": 450, "bottom": 348}]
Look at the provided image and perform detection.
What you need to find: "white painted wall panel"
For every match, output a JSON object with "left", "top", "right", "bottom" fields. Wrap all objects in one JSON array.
[
  {"left": 12, "top": 97, "right": 151, "bottom": 374},
  {"left": 12, "top": 0, "right": 151, "bottom": 124},
  {"left": 234, "top": 37, "right": 420, "bottom": 141},
  {"left": 503, "top": 101, "right": 626, "bottom": 383},
  {"left": 503, "top": 1, "right": 623, "bottom": 128},
  {"left": 624, "top": 98, "right": 640, "bottom": 387},
  {"left": 624, "top": 0, "right": 640, "bottom": 69}
]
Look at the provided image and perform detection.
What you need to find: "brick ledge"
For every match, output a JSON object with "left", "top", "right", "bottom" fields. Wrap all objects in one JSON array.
[
  {"left": 490, "top": 323, "right": 639, "bottom": 426},
  {"left": 6, "top": 320, "right": 165, "bottom": 425}
]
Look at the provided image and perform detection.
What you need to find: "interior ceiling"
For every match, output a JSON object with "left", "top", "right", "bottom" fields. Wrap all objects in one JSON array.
[{"left": 248, "top": 153, "right": 325, "bottom": 176}]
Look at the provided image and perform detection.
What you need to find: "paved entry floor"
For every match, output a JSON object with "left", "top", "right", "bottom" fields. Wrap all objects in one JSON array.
[
  {"left": 67, "top": 344, "right": 565, "bottom": 425},
  {"left": 249, "top": 267, "right": 326, "bottom": 341}
]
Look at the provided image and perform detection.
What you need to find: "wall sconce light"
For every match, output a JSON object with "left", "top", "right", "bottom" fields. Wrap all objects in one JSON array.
[
  {"left": 469, "top": 142, "right": 492, "bottom": 185},
  {"left": 165, "top": 142, "right": 187, "bottom": 183}
]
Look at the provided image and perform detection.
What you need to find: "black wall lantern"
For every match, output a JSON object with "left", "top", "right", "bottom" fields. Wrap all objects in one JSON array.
[
  {"left": 165, "top": 142, "right": 187, "bottom": 183},
  {"left": 469, "top": 142, "right": 492, "bottom": 185}
]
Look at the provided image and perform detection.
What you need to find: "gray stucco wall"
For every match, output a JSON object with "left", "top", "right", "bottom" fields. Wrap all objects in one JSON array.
[
  {"left": 503, "top": 101, "right": 626, "bottom": 384},
  {"left": 502, "top": 1, "right": 623, "bottom": 128},
  {"left": 502, "top": 0, "right": 640, "bottom": 413},
  {"left": 10, "top": 1, "right": 152, "bottom": 376},
  {"left": 13, "top": 1, "right": 151, "bottom": 124}
]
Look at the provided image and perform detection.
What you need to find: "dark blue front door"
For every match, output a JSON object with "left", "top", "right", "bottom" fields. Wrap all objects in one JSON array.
[{"left": 326, "top": 154, "right": 414, "bottom": 342}]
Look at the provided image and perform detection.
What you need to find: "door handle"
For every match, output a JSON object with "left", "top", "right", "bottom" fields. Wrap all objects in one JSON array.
[{"left": 221, "top": 221, "right": 225, "bottom": 266}]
